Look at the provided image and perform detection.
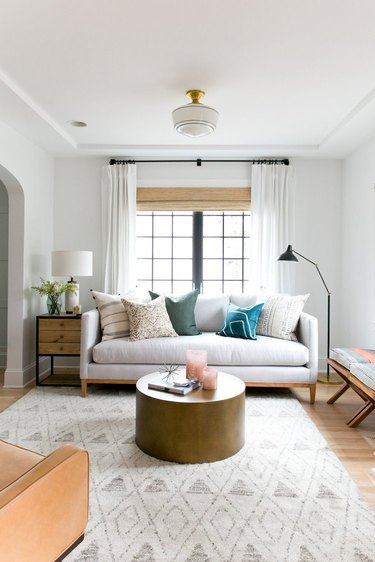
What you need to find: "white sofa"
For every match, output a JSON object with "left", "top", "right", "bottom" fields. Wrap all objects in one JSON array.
[{"left": 80, "top": 293, "right": 318, "bottom": 402}]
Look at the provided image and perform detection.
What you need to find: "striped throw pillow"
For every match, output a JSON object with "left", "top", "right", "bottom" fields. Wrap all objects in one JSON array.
[{"left": 91, "top": 291, "right": 130, "bottom": 340}]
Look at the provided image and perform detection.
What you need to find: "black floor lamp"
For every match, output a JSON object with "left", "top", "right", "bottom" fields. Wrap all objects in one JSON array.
[{"left": 278, "top": 245, "right": 331, "bottom": 382}]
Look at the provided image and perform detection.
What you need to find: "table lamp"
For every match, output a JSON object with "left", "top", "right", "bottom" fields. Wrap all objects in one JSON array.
[{"left": 52, "top": 250, "right": 93, "bottom": 313}]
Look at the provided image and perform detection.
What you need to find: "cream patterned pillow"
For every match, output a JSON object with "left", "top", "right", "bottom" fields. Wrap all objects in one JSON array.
[
  {"left": 121, "top": 296, "right": 178, "bottom": 341},
  {"left": 256, "top": 294, "right": 309, "bottom": 341}
]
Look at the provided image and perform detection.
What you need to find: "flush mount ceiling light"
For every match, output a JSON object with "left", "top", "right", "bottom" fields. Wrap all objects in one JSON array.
[{"left": 172, "top": 90, "right": 219, "bottom": 138}]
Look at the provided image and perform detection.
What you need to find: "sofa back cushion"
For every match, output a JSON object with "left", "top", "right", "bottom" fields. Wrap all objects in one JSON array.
[
  {"left": 230, "top": 293, "right": 258, "bottom": 308},
  {"left": 195, "top": 295, "right": 230, "bottom": 332}
]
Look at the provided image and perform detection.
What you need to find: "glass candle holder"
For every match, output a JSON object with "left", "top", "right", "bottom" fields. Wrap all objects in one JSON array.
[
  {"left": 185, "top": 349, "right": 207, "bottom": 382},
  {"left": 202, "top": 367, "right": 218, "bottom": 390}
]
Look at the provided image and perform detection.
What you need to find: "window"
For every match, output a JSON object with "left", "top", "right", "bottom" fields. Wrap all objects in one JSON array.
[{"left": 136, "top": 210, "right": 251, "bottom": 294}]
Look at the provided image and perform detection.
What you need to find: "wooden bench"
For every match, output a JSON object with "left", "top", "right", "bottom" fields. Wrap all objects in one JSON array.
[{"left": 327, "top": 348, "right": 375, "bottom": 427}]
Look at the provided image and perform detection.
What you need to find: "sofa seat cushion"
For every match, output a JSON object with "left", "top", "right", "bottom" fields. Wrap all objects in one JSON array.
[
  {"left": 93, "top": 332, "right": 309, "bottom": 367},
  {"left": 0, "top": 441, "right": 44, "bottom": 490}
]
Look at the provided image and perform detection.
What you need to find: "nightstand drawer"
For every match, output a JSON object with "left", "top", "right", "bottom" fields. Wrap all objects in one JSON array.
[
  {"left": 39, "top": 330, "right": 81, "bottom": 344},
  {"left": 38, "top": 342, "right": 81, "bottom": 355},
  {"left": 39, "top": 318, "right": 81, "bottom": 331},
  {"left": 36, "top": 315, "right": 82, "bottom": 385}
]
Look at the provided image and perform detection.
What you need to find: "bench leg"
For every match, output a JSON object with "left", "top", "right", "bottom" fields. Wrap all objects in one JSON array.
[
  {"left": 347, "top": 401, "right": 375, "bottom": 428},
  {"left": 309, "top": 384, "right": 316, "bottom": 405},
  {"left": 81, "top": 380, "right": 87, "bottom": 398},
  {"left": 327, "top": 382, "right": 350, "bottom": 404}
]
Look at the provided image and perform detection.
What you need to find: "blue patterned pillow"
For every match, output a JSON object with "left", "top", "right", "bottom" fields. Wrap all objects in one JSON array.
[{"left": 217, "top": 303, "right": 264, "bottom": 340}]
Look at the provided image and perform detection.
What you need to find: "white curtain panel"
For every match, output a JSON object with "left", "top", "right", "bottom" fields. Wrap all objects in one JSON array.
[
  {"left": 250, "top": 163, "right": 295, "bottom": 294},
  {"left": 101, "top": 163, "right": 137, "bottom": 294}
]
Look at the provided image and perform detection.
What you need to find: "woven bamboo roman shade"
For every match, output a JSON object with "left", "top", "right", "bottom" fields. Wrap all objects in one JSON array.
[{"left": 136, "top": 187, "right": 251, "bottom": 211}]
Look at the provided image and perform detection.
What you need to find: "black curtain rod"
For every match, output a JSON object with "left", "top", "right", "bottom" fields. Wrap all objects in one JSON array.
[{"left": 109, "top": 158, "right": 289, "bottom": 167}]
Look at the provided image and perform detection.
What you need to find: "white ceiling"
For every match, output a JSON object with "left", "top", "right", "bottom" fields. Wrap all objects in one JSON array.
[{"left": 1, "top": 0, "right": 375, "bottom": 159}]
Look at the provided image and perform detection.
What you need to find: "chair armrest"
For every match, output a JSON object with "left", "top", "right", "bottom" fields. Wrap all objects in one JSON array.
[
  {"left": 0, "top": 444, "right": 89, "bottom": 562},
  {"left": 296, "top": 312, "right": 318, "bottom": 383},
  {"left": 80, "top": 309, "right": 101, "bottom": 379}
]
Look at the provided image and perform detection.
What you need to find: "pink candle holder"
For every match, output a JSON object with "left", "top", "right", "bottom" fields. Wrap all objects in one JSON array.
[
  {"left": 186, "top": 349, "right": 207, "bottom": 382},
  {"left": 202, "top": 367, "right": 218, "bottom": 390}
]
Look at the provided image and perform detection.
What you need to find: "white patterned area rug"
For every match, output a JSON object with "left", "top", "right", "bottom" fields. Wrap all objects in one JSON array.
[{"left": 1, "top": 387, "right": 375, "bottom": 562}]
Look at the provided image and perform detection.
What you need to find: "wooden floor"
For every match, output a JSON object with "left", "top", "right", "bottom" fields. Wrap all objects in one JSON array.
[
  {"left": 0, "top": 369, "right": 33, "bottom": 412},
  {"left": 1, "top": 368, "right": 374, "bottom": 507},
  {"left": 293, "top": 383, "right": 375, "bottom": 508}
]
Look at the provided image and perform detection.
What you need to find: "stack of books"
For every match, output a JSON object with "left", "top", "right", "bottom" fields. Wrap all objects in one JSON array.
[{"left": 148, "top": 377, "right": 200, "bottom": 395}]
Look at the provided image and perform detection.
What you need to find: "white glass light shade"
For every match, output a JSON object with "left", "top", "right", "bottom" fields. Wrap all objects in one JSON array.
[
  {"left": 172, "top": 104, "right": 219, "bottom": 137},
  {"left": 52, "top": 251, "right": 93, "bottom": 278}
]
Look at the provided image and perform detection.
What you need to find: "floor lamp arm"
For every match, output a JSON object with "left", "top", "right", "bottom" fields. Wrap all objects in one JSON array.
[{"left": 293, "top": 251, "right": 331, "bottom": 295}]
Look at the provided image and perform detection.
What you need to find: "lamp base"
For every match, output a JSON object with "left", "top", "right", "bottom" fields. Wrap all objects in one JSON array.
[
  {"left": 318, "top": 371, "right": 342, "bottom": 385},
  {"left": 65, "top": 284, "right": 79, "bottom": 313}
]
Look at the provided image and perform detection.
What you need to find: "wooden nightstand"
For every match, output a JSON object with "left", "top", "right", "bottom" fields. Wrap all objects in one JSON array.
[{"left": 36, "top": 314, "right": 81, "bottom": 386}]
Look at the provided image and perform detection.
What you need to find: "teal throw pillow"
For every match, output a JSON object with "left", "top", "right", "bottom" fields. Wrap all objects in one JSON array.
[
  {"left": 217, "top": 302, "right": 264, "bottom": 340},
  {"left": 149, "top": 289, "right": 201, "bottom": 336}
]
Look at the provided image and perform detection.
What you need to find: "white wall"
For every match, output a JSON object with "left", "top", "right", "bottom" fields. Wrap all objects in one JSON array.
[
  {"left": 293, "top": 159, "right": 342, "bottom": 369},
  {"left": 0, "top": 119, "right": 54, "bottom": 387},
  {"left": 54, "top": 157, "right": 342, "bottom": 370},
  {"left": 340, "top": 137, "right": 375, "bottom": 347},
  {"left": 54, "top": 157, "right": 106, "bottom": 312},
  {"left": 0, "top": 180, "right": 8, "bottom": 367}
]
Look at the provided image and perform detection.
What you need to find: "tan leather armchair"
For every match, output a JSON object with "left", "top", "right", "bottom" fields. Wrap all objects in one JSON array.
[{"left": 0, "top": 440, "right": 89, "bottom": 562}]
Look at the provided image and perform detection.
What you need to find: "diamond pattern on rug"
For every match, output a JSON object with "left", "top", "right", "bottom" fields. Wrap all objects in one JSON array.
[
  {"left": 185, "top": 544, "right": 210, "bottom": 562},
  {"left": 241, "top": 544, "right": 266, "bottom": 562},
  {"left": 102, "top": 476, "right": 126, "bottom": 492},
  {"left": 274, "top": 481, "right": 298, "bottom": 497},
  {"left": 298, "top": 545, "right": 318, "bottom": 562},
  {"left": 229, "top": 479, "right": 254, "bottom": 496},
  {"left": 1, "top": 386, "right": 375, "bottom": 562}
]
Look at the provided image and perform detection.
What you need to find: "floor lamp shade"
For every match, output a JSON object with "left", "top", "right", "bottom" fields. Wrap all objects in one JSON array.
[{"left": 52, "top": 251, "right": 93, "bottom": 312}]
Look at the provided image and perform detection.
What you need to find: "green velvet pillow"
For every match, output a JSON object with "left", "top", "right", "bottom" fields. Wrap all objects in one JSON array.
[
  {"left": 149, "top": 289, "right": 201, "bottom": 336},
  {"left": 217, "top": 302, "right": 264, "bottom": 340}
]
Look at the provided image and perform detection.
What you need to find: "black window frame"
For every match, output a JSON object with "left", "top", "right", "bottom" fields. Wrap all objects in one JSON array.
[{"left": 136, "top": 210, "right": 250, "bottom": 294}]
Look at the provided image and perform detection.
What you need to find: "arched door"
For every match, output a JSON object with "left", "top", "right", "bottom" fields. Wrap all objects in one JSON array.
[{"left": 0, "top": 180, "right": 8, "bottom": 371}]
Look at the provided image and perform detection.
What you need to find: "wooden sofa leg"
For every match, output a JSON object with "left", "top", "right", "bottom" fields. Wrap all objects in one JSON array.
[
  {"left": 309, "top": 384, "right": 316, "bottom": 404},
  {"left": 81, "top": 380, "right": 87, "bottom": 398}
]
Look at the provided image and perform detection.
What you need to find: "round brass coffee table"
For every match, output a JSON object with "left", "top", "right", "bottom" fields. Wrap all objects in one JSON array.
[{"left": 136, "top": 371, "right": 245, "bottom": 464}]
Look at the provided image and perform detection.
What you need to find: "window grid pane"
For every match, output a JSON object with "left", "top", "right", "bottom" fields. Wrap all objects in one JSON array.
[
  {"left": 202, "top": 212, "right": 250, "bottom": 293},
  {"left": 136, "top": 211, "right": 250, "bottom": 293}
]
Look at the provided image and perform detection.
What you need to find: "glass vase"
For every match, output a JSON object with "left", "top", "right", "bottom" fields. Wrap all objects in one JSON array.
[
  {"left": 47, "top": 294, "right": 62, "bottom": 315},
  {"left": 185, "top": 349, "right": 207, "bottom": 382}
]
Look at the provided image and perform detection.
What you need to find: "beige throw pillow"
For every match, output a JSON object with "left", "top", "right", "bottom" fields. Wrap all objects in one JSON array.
[
  {"left": 122, "top": 296, "right": 178, "bottom": 341},
  {"left": 256, "top": 294, "right": 309, "bottom": 341}
]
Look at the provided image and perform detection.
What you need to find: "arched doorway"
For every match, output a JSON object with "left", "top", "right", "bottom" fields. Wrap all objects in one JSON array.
[
  {"left": 0, "top": 165, "right": 25, "bottom": 387},
  {"left": 0, "top": 181, "right": 8, "bottom": 371}
]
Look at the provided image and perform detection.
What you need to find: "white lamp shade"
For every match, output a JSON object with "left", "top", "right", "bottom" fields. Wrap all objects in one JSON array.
[
  {"left": 172, "top": 103, "right": 219, "bottom": 137},
  {"left": 52, "top": 251, "right": 93, "bottom": 277}
]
